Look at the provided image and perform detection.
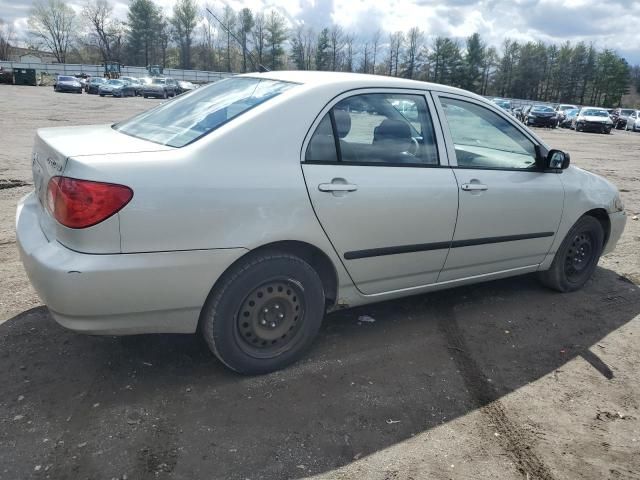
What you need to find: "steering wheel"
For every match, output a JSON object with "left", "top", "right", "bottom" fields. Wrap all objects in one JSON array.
[{"left": 406, "top": 137, "right": 420, "bottom": 156}]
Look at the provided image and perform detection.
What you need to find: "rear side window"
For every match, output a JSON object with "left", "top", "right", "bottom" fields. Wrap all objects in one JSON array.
[
  {"left": 115, "top": 77, "right": 296, "bottom": 147},
  {"left": 305, "top": 93, "right": 439, "bottom": 166}
]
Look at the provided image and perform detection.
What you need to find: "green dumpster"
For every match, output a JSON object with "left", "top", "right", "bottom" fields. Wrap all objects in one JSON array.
[{"left": 14, "top": 68, "right": 37, "bottom": 86}]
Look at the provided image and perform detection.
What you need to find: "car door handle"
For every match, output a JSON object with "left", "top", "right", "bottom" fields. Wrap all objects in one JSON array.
[
  {"left": 318, "top": 183, "right": 358, "bottom": 192},
  {"left": 461, "top": 183, "right": 488, "bottom": 191}
]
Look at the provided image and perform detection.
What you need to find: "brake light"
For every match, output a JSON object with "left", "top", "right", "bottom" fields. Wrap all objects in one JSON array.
[{"left": 46, "top": 176, "right": 133, "bottom": 229}]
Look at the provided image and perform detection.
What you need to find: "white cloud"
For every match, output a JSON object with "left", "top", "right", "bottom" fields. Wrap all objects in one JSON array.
[{"left": 3, "top": 0, "right": 640, "bottom": 63}]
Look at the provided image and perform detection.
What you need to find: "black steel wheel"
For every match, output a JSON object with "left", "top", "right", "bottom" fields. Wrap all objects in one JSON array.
[
  {"left": 538, "top": 216, "right": 604, "bottom": 292},
  {"left": 234, "top": 279, "right": 305, "bottom": 358},
  {"left": 200, "top": 252, "right": 325, "bottom": 375}
]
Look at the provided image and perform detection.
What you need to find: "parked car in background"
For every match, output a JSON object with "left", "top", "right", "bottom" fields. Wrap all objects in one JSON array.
[
  {"left": 492, "top": 98, "right": 513, "bottom": 114},
  {"left": 99, "top": 79, "right": 137, "bottom": 97},
  {"left": 17, "top": 72, "right": 626, "bottom": 374},
  {"left": 142, "top": 77, "right": 178, "bottom": 98},
  {"left": 624, "top": 110, "right": 640, "bottom": 132},
  {"left": 54, "top": 76, "right": 83, "bottom": 94},
  {"left": 611, "top": 108, "right": 635, "bottom": 129},
  {"left": 573, "top": 107, "right": 613, "bottom": 133},
  {"left": 512, "top": 107, "right": 523, "bottom": 122},
  {"left": 121, "top": 76, "right": 143, "bottom": 96},
  {"left": 177, "top": 81, "right": 197, "bottom": 95},
  {"left": 559, "top": 108, "right": 579, "bottom": 128},
  {"left": 524, "top": 105, "right": 558, "bottom": 128},
  {"left": 555, "top": 104, "right": 578, "bottom": 124},
  {"left": 86, "top": 77, "right": 107, "bottom": 94}
]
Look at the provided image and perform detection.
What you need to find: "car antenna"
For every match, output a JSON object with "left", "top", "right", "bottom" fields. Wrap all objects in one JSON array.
[{"left": 205, "top": 7, "right": 270, "bottom": 73}]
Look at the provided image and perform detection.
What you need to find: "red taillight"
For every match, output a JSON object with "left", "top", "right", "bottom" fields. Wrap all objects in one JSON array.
[{"left": 46, "top": 176, "right": 133, "bottom": 229}]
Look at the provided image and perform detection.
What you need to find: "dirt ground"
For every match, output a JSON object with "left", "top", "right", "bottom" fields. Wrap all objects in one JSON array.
[{"left": 0, "top": 85, "right": 638, "bottom": 480}]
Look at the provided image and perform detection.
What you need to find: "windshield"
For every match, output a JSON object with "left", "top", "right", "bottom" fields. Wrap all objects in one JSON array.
[
  {"left": 566, "top": 109, "right": 579, "bottom": 116},
  {"left": 621, "top": 109, "right": 634, "bottom": 115},
  {"left": 115, "top": 77, "right": 296, "bottom": 147},
  {"left": 108, "top": 80, "right": 124, "bottom": 85},
  {"left": 558, "top": 105, "right": 576, "bottom": 111},
  {"left": 494, "top": 100, "right": 511, "bottom": 109},
  {"left": 58, "top": 76, "right": 75, "bottom": 82},
  {"left": 532, "top": 106, "right": 554, "bottom": 113},
  {"left": 582, "top": 109, "right": 608, "bottom": 116},
  {"left": 152, "top": 78, "right": 166, "bottom": 84}
]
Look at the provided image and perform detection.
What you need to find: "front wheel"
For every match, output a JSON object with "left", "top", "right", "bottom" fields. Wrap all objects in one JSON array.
[
  {"left": 538, "top": 216, "right": 604, "bottom": 293},
  {"left": 200, "top": 253, "right": 325, "bottom": 375}
]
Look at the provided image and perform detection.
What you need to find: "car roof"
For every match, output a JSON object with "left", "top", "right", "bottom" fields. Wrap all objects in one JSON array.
[{"left": 238, "top": 71, "right": 486, "bottom": 100}]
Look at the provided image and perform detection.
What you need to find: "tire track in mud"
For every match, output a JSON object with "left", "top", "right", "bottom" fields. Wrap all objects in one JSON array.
[{"left": 437, "top": 305, "right": 556, "bottom": 480}]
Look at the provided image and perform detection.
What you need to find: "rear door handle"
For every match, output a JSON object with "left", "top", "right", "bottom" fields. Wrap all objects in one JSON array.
[
  {"left": 461, "top": 183, "right": 488, "bottom": 191},
  {"left": 318, "top": 183, "right": 358, "bottom": 192}
]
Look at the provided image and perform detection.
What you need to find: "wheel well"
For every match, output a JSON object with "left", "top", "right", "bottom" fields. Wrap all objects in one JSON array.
[
  {"left": 584, "top": 208, "right": 610, "bottom": 247},
  {"left": 235, "top": 241, "right": 339, "bottom": 309}
]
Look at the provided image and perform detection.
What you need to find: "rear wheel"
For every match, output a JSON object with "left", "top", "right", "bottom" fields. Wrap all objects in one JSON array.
[
  {"left": 162, "top": 90, "right": 168, "bottom": 99},
  {"left": 538, "top": 216, "right": 604, "bottom": 293},
  {"left": 200, "top": 253, "right": 325, "bottom": 375}
]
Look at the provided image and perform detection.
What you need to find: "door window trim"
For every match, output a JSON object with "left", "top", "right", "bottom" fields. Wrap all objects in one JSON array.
[
  {"left": 300, "top": 88, "right": 450, "bottom": 168},
  {"left": 432, "top": 91, "right": 550, "bottom": 172}
]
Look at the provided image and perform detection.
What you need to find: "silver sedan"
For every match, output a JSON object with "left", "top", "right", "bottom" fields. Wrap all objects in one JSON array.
[
  {"left": 16, "top": 72, "right": 627, "bottom": 374},
  {"left": 625, "top": 110, "right": 640, "bottom": 132}
]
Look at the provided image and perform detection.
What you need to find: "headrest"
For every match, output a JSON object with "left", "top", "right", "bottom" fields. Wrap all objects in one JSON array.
[{"left": 374, "top": 119, "right": 411, "bottom": 141}]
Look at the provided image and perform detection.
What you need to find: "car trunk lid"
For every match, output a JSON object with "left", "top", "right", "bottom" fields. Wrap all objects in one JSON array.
[{"left": 31, "top": 125, "right": 173, "bottom": 251}]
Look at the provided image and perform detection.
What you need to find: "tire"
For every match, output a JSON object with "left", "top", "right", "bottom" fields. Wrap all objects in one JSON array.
[
  {"left": 163, "top": 90, "right": 167, "bottom": 99},
  {"left": 143, "top": 94, "right": 148, "bottom": 98},
  {"left": 200, "top": 252, "right": 325, "bottom": 375},
  {"left": 99, "top": 94, "right": 104, "bottom": 97},
  {"left": 538, "top": 216, "right": 604, "bottom": 293}
]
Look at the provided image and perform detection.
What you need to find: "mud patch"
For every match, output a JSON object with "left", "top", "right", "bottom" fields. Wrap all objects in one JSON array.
[{"left": 0, "top": 179, "right": 29, "bottom": 190}]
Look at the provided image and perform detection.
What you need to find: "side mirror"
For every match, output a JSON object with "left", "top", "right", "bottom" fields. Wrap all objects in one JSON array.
[{"left": 547, "top": 149, "right": 570, "bottom": 170}]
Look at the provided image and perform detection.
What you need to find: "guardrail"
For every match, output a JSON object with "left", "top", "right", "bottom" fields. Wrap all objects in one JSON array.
[{"left": 0, "top": 61, "right": 235, "bottom": 83}]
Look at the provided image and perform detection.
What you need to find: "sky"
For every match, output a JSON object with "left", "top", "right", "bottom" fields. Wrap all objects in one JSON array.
[{"left": 2, "top": 0, "right": 640, "bottom": 64}]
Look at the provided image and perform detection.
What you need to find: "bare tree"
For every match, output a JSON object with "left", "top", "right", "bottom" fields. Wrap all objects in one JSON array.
[
  {"left": 252, "top": 12, "right": 266, "bottom": 66},
  {"left": 401, "top": 27, "right": 422, "bottom": 79},
  {"left": 388, "top": 31, "right": 403, "bottom": 76},
  {"left": 371, "top": 29, "right": 381, "bottom": 74},
  {"left": 82, "top": 0, "right": 118, "bottom": 62},
  {"left": 29, "top": 0, "right": 77, "bottom": 63},
  {"left": 329, "top": 25, "right": 344, "bottom": 71},
  {"left": 343, "top": 33, "right": 355, "bottom": 72},
  {"left": 0, "top": 18, "right": 15, "bottom": 60}
]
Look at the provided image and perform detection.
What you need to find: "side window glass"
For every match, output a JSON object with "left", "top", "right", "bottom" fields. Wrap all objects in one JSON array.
[
  {"left": 333, "top": 93, "right": 439, "bottom": 165},
  {"left": 440, "top": 98, "right": 537, "bottom": 170},
  {"left": 305, "top": 113, "right": 338, "bottom": 162}
]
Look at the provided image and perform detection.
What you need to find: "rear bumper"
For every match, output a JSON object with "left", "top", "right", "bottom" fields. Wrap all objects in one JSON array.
[
  {"left": 603, "top": 210, "right": 627, "bottom": 256},
  {"left": 16, "top": 192, "right": 247, "bottom": 335}
]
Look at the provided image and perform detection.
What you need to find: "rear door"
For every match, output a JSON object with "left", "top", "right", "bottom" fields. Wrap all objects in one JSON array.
[
  {"left": 301, "top": 90, "right": 459, "bottom": 295},
  {"left": 433, "top": 93, "right": 564, "bottom": 281}
]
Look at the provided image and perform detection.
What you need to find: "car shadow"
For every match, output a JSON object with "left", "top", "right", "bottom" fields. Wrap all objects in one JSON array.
[{"left": 1, "top": 267, "right": 638, "bottom": 480}]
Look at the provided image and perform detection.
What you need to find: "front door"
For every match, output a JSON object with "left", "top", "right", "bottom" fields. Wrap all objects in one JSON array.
[
  {"left": 434, "top": 94, "right": 564, "bottom": 282},
  {"left": 301, "top": 91, "right": 459, "bottom": 295}
]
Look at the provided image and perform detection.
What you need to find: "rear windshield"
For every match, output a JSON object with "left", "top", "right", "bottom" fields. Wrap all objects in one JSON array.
[{"left": 115, "top": 77, "right": 296, "bottom": 147}]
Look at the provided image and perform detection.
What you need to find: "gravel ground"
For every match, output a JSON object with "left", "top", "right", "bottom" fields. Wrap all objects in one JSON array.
[{"left": 0, "top": 85, "right": 638, "bottom": 480}]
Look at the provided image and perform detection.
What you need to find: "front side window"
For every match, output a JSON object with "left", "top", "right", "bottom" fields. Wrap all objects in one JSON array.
[
  {"left": 440, "top": 97, "right": 537, "bottom": 170},
  {"left": 305, "top": 93, "right": 439, "bottom": 165},
  {"left": 115, "top": 77, "right": 296, "bottom": 147}
]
